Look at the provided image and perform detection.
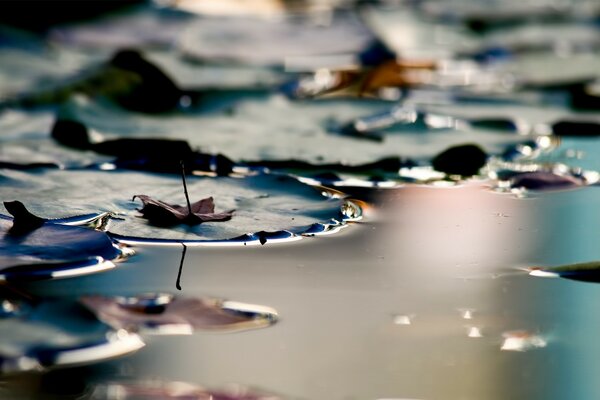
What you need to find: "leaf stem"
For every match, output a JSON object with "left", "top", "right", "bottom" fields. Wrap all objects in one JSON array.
[{"left": 180, "top": 160, "right": 193, "bottom": 216}]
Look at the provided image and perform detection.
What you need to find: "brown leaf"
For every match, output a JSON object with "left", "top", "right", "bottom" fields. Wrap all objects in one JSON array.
[{"left": 133, "top": 195, "right": 233, "bottom": 226}]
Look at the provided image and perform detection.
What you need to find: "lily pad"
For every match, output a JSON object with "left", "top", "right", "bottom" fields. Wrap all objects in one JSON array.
[
  {"left": 80, "top": 293, "right": 278, "bottom": 334},
  {"left": 0, "top": 289, "right": 144, "bottom": 373},
  {"left": 0, "top": 169, "right": 358, "bottom": 243},
  {"left": 58, "top": 95, "right": 532, "bottom": 169},
  {"left": 178, "top": 12, "right": 374, "bottom": 67},
  {"left": 0, "top": 109, "right": 112, "bottom": 168},
  {"left": 0, "top": 209, "right": 124, "bottom": 281},
  {"left": 529, "top": 261, "right": 600, "bottom": 283},
  {"left": 90, "top": 380, "right": 287, "bottom": 400}
]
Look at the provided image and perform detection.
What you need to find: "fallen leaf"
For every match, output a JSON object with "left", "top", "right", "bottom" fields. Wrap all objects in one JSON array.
[{"left": 133, "top": 195, "right": 233, "bottom": 226}]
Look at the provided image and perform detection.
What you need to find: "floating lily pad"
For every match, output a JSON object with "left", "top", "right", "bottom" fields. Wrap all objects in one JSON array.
[
  {"left": 0, "top": 109, "right": 112, "bottom": 168},
  {"left": 0, "top": 209, "right": 124, "bottom": 281},
  {"left": 0, "top": 169, "right": 357, "bottom": 243},
  {"left": 178, "top": 13, "right": 373, "bottom": 67},
  {"left": 48, "top": 8, "right": 193, "bottom": 50},
  {"left": 58, "top": 95, "right": 532, "bottom": 169},
  {"left": 529, "top": 261, "right": 600, "bottom": 283},
  {"left": 509, "top": 171, "right": 586, "bottom": 190},
  {"left": 80, "top": 293, "right": 278, "bottom": 334}
]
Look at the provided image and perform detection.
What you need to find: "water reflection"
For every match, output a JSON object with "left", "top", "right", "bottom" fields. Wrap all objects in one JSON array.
[
  {"left": 90, "top": 380, "right": 287, "bottom": 400},
  {"left": 501, "top": 331, "right": 547, "bottom": 352}
]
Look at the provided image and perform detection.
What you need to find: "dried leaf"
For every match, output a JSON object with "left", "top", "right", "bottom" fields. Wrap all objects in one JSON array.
[{"left": 133, "top": 195, "right": 233, "bottom": 226}]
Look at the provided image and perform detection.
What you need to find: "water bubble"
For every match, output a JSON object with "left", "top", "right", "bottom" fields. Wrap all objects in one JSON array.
[{"left": 392, "top": 314, "right": 413, "bottom": 326}]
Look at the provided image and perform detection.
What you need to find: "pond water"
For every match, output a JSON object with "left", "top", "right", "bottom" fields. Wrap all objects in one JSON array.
[
  {"left": 1, "top": 183, "right": 598, "bottom": 399},
  {"left": 0, "top": 1, "right": 599, "bottom": 399}
]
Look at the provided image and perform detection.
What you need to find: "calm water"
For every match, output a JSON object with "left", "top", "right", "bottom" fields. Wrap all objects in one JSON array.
[
  {"left": 3, "top": 183, "right": 598, "bottom": 399},
  {"left": 1, "top": 1, "right": 600, "bottom": 399}
]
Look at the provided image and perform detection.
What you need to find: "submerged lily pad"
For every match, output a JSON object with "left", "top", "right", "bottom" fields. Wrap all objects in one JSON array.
[
  {"left": 90, "top": 380, "right": 287, "bottom": 400},
  {"left": 0, "top": 289, "right": 144, "bottom": 373},
  {"left": 80, "top": 293, "right": 278, "bottom": 334},
  {"left": 0, "top": 169, "right": 357, "bottom": 242}
]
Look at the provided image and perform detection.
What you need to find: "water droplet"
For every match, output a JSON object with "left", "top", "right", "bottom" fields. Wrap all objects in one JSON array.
[{"left": 392, "top": 314, "right": 412, "bottom": 325}]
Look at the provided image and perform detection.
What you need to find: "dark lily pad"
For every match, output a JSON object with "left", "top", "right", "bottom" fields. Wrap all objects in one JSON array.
[
  {"left": 529, "top": 261, "right": 600, "bottom": 283},
  {"left": 80, "top": 293, "right": 278, "bottom": 334},
  {"left": 0, "top": 289, "right": 144, "bottom": 373},
  {"left": 50, "top": 117, "right": 235, "bottom": 175},
  {"left": 0, "top": 202, "right": 125, "bottom": 281},
  {"left": 431, "top": 144, "right": 488, "bottom": 176},
  {"left": 510, "top": 171, "right": 585, "bottom": 190},
  {"left": 551, "top": 120, "right": 600, "bottom": 137}
]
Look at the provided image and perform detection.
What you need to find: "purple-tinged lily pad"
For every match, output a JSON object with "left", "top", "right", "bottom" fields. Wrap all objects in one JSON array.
[
  {"left": 80, "top": 293, "right": 278, "bottom": 335},
  {"left": 0, "top": 288, "right": 144, "bottom": 373},
  {"left": 0, "top": 204, "right": 125, "bottom": 281},
  {"left": 90, "top": 380, "right": 288, "bottom": 400},
  {"left": 510, "top": 171, "right": 585, "bottom": 190}
]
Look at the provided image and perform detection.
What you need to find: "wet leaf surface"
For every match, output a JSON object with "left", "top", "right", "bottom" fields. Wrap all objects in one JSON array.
[{"left": 0, "top": 169, "right": 350, "bottom": 242}]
